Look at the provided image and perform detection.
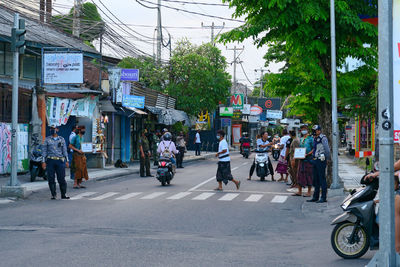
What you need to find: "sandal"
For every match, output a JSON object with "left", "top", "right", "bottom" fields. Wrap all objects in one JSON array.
[
  {"left": 292, "top": 193, "right": 302, "bottom": 196},
  {"left": 73, "top": 186, "right": 79, "bottom": 189},
  {"left": 236, "top": 181, "right": 241, "bottom": 190},
  {"left": 214, "top": 188, "right": 223, "bottom": 191},
  {"left": 303, "top": 194, "right": 312, "bottom": 197},
  {"left": 79, "top": 185, "right": 86, "bottom": 189},
  {"left": 247, "top": 178, "right": 251, "bottom": 180}
]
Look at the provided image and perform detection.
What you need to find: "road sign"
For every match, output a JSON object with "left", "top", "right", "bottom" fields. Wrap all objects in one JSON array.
[
  {"left": 230, "top": 94, "right": 244, "bottom": 109},
  {"left": 250, "top": 105, "right": 263, "bottom": 115},
  {"left": 219, "top": 107, "right": 233, "bottom": 117},
  {"left": 266, "top": 110, "right": 283, "bottom": 119}
]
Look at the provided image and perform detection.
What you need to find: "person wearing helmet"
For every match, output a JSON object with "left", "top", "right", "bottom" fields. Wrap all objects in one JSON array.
[
  {"left": 157, "top": 132, "right": 179, "bottom": 169},
  {"left": 307, "top": 125, "right": 331, "bottom": 203},
  {"left": 160, "top": 128, "right": 169, "bottom": 141}
]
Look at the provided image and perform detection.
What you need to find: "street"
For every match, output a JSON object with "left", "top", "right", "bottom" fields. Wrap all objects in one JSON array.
[{"left": 0, "top": 153, "right": 374, "bottom": 267}]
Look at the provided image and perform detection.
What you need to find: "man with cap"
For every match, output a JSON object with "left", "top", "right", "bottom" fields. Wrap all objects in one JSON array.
[
  {"left": 307, "top": 125, "right": 331, "bottom": 203},
  {"left": 42, "top": 125, "right": 70, "bottom": 200},
  {"left": 139, "top": 129, "right": 152, "bottom": 177}
]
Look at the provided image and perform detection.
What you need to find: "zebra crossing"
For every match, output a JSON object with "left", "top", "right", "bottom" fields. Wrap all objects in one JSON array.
[{"left": 68, "top": 190, "right": 291, "bottom": 204}]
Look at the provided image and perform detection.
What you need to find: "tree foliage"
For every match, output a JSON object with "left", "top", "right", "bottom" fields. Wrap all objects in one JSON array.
[
  {"left": 52, "top": 2, "right": 104, "bottom": 42},
  {"left": 167, "top": 40, "right": 232, "bottom": 116}
]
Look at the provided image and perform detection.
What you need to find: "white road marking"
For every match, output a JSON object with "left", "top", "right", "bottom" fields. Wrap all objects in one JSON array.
[
  {"left": 167, "top": 192, "right": 192, "bottom": 200},
  {"left": 115, "top": 192, "right": 142, "bottom": 200},
  {"left": 271, "top": 195, "right": 288, "bottom": 203},
  {"left": 89, "top": 192, "right": 119, "bottom": 200},
  {"left": 70, "top": 192, "right": 97, "bottom": 200},
  {"left": 140, "top": 192, "right": 167, "bottom": 200},
  {"left": 192, "top": 189, "right": 292, "bottom": 195},
  {"left": 188, "top": 176, "right": 216, "bottom": 191},
  {"left": 244, "top": 194, "right": 263, "bottom": 202},
  {"left": 218, "top": 193, "right": 239, "bottom": 201},
  {"left": 192, "top": 192, "right": 215, "bottom": 200},
  {"left": 0, "top": 199, "right": 13, "bottom": 204}
]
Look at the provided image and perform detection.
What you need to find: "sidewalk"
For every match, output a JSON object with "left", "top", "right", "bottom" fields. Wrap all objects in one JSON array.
[
  {"left": 338, "top": 152, "right": 365, "bottom": 191},
  {"left": 0, "top": 150, "right": 215, "bottom": 196}
]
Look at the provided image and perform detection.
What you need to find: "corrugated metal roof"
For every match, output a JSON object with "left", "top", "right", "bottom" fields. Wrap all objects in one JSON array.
[{"left": 0, "top": 6, "right": 98, "bottom": 55}]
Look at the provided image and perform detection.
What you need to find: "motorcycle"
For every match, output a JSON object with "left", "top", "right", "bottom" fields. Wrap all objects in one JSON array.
[
  {"left": 242, "top": 142, "right": 251, "bottom": 159},
  {"left": 156, "top": 157, "right": 174, "bottom": 186},
  {"left": 255, "top": 148, "right": 270, "bottom": 181},
  {"left": 29, "top": 144, "right": 47, "bottom": 182},
  {"left": 330, "top": 162, "right": 380, "bottom": 259},
  {"left": 272, "top": 144, "right": 280, "bottom": 161}
]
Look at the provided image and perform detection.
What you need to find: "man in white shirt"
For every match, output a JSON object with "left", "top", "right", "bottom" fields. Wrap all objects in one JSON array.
[
  {"left": 194, "top": 130, "right": 201, "bottom": 156},
  {"left": 276, "top": 129, "right": 290, "bottom": 182},
  {"left": 214, "top": 130, "right": 241, "bottom": 191}
]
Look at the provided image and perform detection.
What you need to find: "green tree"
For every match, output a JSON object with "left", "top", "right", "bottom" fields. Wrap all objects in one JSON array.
[
  {"left": 52, "top": 2, "right": 104, "bottom": 43},
  {"left": 117, "top": 56, "right": 167, "bottom": 92},
  {"left": 219, "top": 0, "right": 377, "bottom": 184},
  {"left": 167, "top": 40, "right": 232, "bottom": 116}
]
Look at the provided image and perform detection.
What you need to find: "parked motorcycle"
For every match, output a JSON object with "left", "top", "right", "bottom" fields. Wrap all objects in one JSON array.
[
  {"left": 272, "top": 144, "right": 280, "bottom": 161},
  {"left": 255, "top": 148, "right": 270, "bottom": 181},
  {"left": 156, "top": 157, "right": 174, "bottom": 186},
  {"left": 331, "top": 167, "right": 380, "bottom": 259},
  {"left": 242, "top": 142, "right": 251, "bottom": 159},
  {"left": 29, "top": 144, "right": 47, "bottom": 182}
]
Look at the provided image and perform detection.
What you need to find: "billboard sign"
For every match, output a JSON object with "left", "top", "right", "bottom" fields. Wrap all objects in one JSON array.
[
  {"left": 257, "top": 98, "right": 281, "bottom": 111},
  {"left": 230, "top": 94, "right": 244, "bottom": 109},
  {"left": 43, "top": 52, "right": 83, "bottom": 84},
  {"left": 250, "top": 105, "right": 263, "bottom": 115},
  {"left": 394, "top": 0, "right": 400, "bottom": 142},
  {"left": 121, "top": 69, "right": 140, "bottom": 81},
  {"left": 122, "top": 95, "right": 145, "bottom": 109},
  {"left": 221, "top": 118, "right": 231, "bottom": 127},
  {"left": 219, "top": 107, "right": 233, "bottom": 117},
  {"left": 266, "top": 110, "right": 283, "bottom": 120},
  {"left": 242, "top": 104, "right": 251, "bottom": 115}
]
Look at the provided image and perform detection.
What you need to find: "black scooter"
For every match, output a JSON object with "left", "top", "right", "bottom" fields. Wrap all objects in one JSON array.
[
  {"left": 156, "top": 157, "right": 174, "bottom": 186},
  {"left": 272, "top": 144, "right": 280, "bottom": 161},
  {"left": 29, "top": 144, "right": 47, "bottom": 182}
]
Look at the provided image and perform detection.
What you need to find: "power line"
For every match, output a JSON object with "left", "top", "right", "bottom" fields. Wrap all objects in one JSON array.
[
  {"left": 161, "top": 0, "right": 228, "bottom": 6},
  {"left": 136, "top": 0, "right": 244, "bottom": 22},
  {"left": 239, "top": 62, "right": 254, "bottom": 86}
]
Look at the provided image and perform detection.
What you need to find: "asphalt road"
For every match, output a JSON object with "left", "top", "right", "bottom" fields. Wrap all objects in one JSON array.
[{"left": 0, "top": 153, "right": 375, "bottom": 267}]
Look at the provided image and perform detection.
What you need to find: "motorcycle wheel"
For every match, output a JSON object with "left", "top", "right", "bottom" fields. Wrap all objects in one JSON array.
[
  {"left": 331, "top": 222, "right": 369, "bottom": 259},
  {"left": 30, "top": 168, "right": 39, "bottom": 182},
  {"left": 245, "top": 154, "right": 249, "bottom": 159},
  {"left": 161, "top": 180, "right": 166, "bottom": 186},
  {"left": 260, "top": 176, "right": 265, "bottom": 181}
]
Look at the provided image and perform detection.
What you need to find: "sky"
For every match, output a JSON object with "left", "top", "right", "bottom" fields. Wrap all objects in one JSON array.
[{"left": 53, "top": 0, "right": 283, "bottom": 89}]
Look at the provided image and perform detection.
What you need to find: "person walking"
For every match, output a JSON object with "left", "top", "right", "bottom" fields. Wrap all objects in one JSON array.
[
  {"left": 176, "top": 131, "right": 186, "bottom": 168},
  {"left": 69, "top": 126, "right": 89, "bottom": 188},
  {"left": 68, "top": 125, "right": 79, "bottom": 181},
  {"left": 139, "top": 129, "right": 152, "bottom": 177},
  {"left": 296, "top": 125, "right": 314, "bottom": 197},
  {"left": 248, "top": 131, "right": 274, "bottom": 181},
  {"left": 42, "top": 125, "right": 70, "bottom": 200},
  {"left": 276, "top": 129, "right": 290, "bottom": 182},
  {"left": 214, "top": 130, "right": 241, "bottom": 191},
  {"left": 307, "top": 125, "right": 331, "bottom": 203},
  {"left": 194, "top": 129, "right": 201, "bottom": 156},
  {"left": 287, "top": 130, "right": 300, "bottom": 188}
]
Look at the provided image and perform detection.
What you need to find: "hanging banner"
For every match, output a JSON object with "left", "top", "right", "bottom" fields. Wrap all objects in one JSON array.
[
  {"left": 394, "top": 0, "right": 400, "bottom": 142},
  {"left": 108, "top": 68, "right": 122, "bottom": 103},
  {"left": 46, "top": 97, "right": 76, "bottom": 126},
  {"left": 43, "top": 52, "right": 83, "bottom": 84}
]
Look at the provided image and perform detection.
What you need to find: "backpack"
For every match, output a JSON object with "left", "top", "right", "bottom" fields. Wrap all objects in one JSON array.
[{"left": 161, "top": 141, "right": 173, "bottom": 158}]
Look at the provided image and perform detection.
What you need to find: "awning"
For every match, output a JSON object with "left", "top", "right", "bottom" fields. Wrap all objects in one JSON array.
[
  {"left": 145, "top": 106, "right": 190, "bottom": 126},
  {"left": 99, "top": 100, "right": 117, "bottom": 113},
  {"left": 124, "top": 106, "right": 148, "bottom": 115}
]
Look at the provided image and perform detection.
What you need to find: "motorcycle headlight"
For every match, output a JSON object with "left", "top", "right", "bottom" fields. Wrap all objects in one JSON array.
[
  {"left": 341, "top": 199, "right": 351, "bottom": 210},
  {"left": 259, "top": 163, "right": 265, "bottom": 167}
]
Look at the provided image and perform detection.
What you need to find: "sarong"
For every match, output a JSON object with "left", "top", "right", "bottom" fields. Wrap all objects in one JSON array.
[
  {"left": 276, "top": 156, "right": 288, "bottom": 174},
  {"left": 216, "top": 161, "right": 233, "bottom": 185},
  {"left": 297, "top": 160, "right": 313, "bottom": 187},
  {"left": 73, "top": 153, "right": 89, "bottom": 181}
]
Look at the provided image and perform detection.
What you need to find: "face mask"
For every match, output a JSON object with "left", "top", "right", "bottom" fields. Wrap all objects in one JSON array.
[
  {"left": 301, "top": 130, "right": 308, "bottom": 135},
  {"left": 50, "top": 129, "right": 57, "bottom": 135},
  {"left": 216, "top": 135, "right": 221, "bottom": 140},
  {"left": 80, "top": 131, "right": 86, "bottom": 135}
]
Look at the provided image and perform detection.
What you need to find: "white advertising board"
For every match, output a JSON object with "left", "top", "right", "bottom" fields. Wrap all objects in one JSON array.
[
  {"left": 266, "top": 110, "right": 283, "bottom": 120},
  {"left": 43, "top": 53, "right": 83, "bottom": 84},
  {"left": 242, "top": 104, "right": 251, "bottom": 115},
  {"left": 394, "top": 0, "right": 400, "bottom": 142}
]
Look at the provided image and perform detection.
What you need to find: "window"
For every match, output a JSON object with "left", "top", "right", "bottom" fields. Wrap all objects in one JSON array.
[
  {"left": 5, "top": 44, "right": 12, "bottom": 76},
  {"left": 22, "top": 54, "right": 37, "bottom": 79},
  {"left": 0, "top": 43, "right": 4, "bottom": 75}
]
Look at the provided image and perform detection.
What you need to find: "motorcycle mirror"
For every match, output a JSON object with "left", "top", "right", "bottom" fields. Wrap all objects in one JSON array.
[{"left": 366, "top": 158, "right": 370, "bottom": 166}]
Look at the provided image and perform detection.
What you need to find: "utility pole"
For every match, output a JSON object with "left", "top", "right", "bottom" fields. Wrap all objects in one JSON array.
[
  {"left": 1, "top": 13, "right": 27, "bottom": 198},
  {"left": 201, "top": 22, "right": 225, "bottom": 46},
  {"left": 330, "top": 0, "right": 341, "bottom": 192},
  {"left": 72, "top": 0, "right": 82, "bottom": 38},
  {"left": 157, "top": 0, "right": 162, "bottom": 65},
  {"left": 255, "top": 68, "right": 267, "bottom": 97},
  {"left": 226, "top": 46, "right": 244, "bottom": 94},
  {"left": 367, "top": 0, "right": 396, "bottom": 266}
]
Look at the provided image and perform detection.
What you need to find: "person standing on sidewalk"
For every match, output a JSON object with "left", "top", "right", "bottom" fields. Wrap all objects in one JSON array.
[
  {"left": 69, "top": 126, "right": 89, "bottom": 189},
  {"left": 307, "top": 125, "right": 331, "bottom": 203},
  {"left": 139, "top": 129, "right": 152, "bottom": 177},
  {"left": 194, "top": 130, "right": 201, "bottom": 156},
  {"left": 276, "top": 129, "right": 290, "bottom": 182},
  {"left": 296, "top": 125, "right": 314, "bottom": 197},
  {"left": 68, "top": 125, "right": 79, "bottom": 181},
  {"left": 287, "top": 130, "right": 300, "bottom": 188},
  {"left": 42, "top": 125, "right": 70, "bottom": 200},
  {"left": 176, "top": 131, "right": 186, "bottom": 168},
  {"left": 152, "top": 130, "right": 161, "bottom": 166},
  {"left": 214, "top": 130, "right": 241, "bottom": 191}
]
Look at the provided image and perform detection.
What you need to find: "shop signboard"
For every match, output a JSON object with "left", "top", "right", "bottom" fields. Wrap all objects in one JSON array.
[
  {"left": 232, "top": 110, "right": 242, "bottom": 120},
  {"left": 232, "top": 124, "right": 242, "bottom": 144},
  {"left": 43, "top": 52, "right": 83, "bottom": 84},
  {"left": 250, "top": 105, "right": 263, "bottom": 115},
  {"left": 121, "top": 69, "right": 139, "bottom": 81},
  {"left": 248, "top": 115, "right": 259, "bottom": 123},
  {"left": 266, "top": 110, "right": 283, "bottom": 120},
  {"left": 122, "top": 95, "right": 145, "bottom": 109},
  {"left": 257, "top": 98, "right": 281, "bottom": 111},
  {"left": 242, "top": 104, "right": 251, "bottom": 115},
  {"left": 219, "top": 107, "right": 233, "bottom": 117},
  {"left": 221, "top": 118, "right": 231, "bottom": 127},
  {"left": 394, "top": 0, "right": 400, "bottom": 143},
  {"left": 230, "top": 94, "right": 244, "bottom": 110}
]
